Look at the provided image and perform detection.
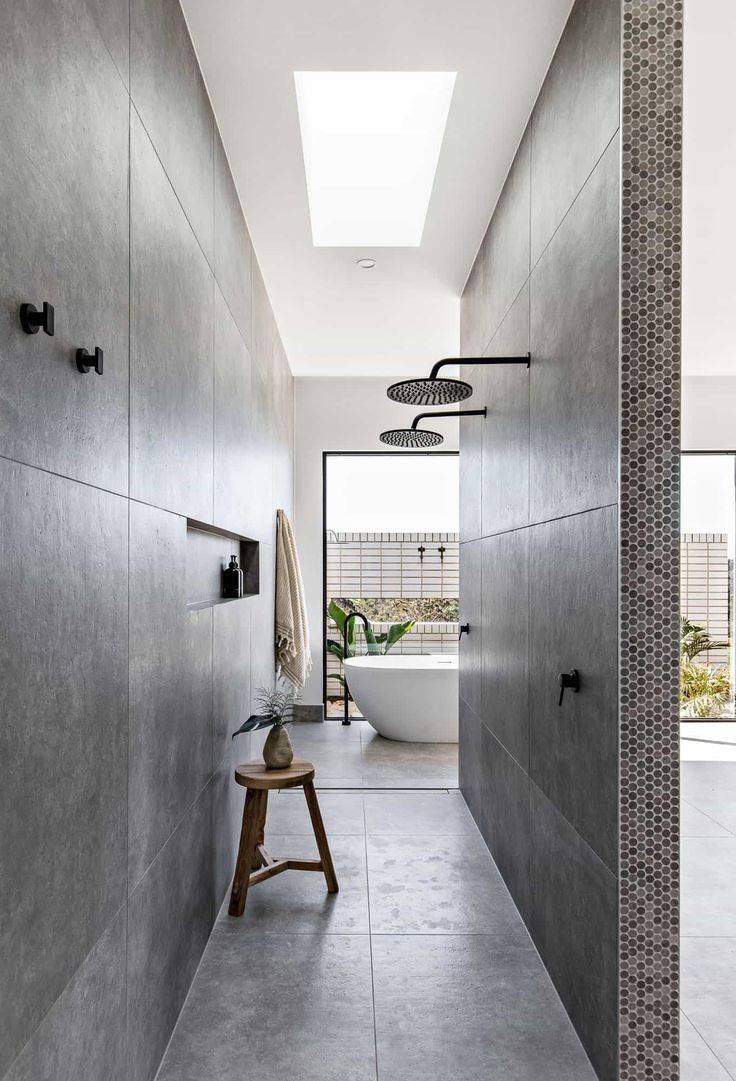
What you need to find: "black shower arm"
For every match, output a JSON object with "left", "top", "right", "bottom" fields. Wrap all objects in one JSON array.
[
  {"left": 411, "top": 408, "right": 487, "bottom": 430},
  {"left": 427, "top": 354, "right": 530, "bottom": 380}
]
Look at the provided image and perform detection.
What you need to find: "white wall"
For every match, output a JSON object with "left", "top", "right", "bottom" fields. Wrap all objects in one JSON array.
[
  {"left": 683, "top": 377, "right": 736, "bottom": 450},
  {"left": 683, "top": 0, "right": 736, "bottom": 377},
  {"left": 294, "top": 376, "right": 459, "bottom": 706}
]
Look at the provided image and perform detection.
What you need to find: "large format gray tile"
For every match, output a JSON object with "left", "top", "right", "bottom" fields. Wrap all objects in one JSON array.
[
  {"left": 681, "top": 839, "right": 736, "bottom": 937},
  {"left": 530, "top": 0, "right": 620, "bottom": 264},
  {"left": 128, "top": 501, "right": 213, "bottom": 888},
  {"left": 130, "top": 113, "right": 214, "bottom": 521},
  {"left": 235, "top": 834, "right": 369, "bottom": 934},
  {"left": 127, "top": 785, "right": 215, "bottom": 1081},
  {"left": 459, "top": 366, "right": 483, "bottom": 542},
  {"left": 289, "top": 731, "right": 364, "bottom": 780},
  {"left": 3, "top": 909, "right": 126, "bottom": 1081},
  {"left": 529, "top": 507, "right": 618, "bottom": 872},
  {"left": 266, "top": 791, "right": 366, "bottom": 835},
  {"left": 0, "top": 462, "right": 128, "bottom": 1076},
  {"left": 480, "top": 285, "right": 531, "bottom": 538},
  {"left": 249, "top": 262, "right": 276, "bottom": 544},
  {"left": 475, "top": 128, "right": 532, "bottom": 354},
  {"left": 157, "top": 932, "right": 376, "bottom": 1081},
  {"left": 249, "top": 539, "right": 276, "bottom": 700},
  {"left": 364, "top": 792, "right": 476, "bottom": 836},
  {"left": 459, "top": 699, "right": 484, "bottom": 824},
  {"left": 681, "top": 1013, "right": 732, "bottom": 1081},
  {"left": 213, "top": 572, "right": 251, "bottom": 766},
  {"left": 272, "top": 335, "right": 295, "bottom": 517},
  {"left": 481, "top": 528, "right": 529, "bottom": 767},
  {"left": 529, "top": 135, "right": 620, "bottom": 523},
  {"left": 459, "top": 539, "right": 482, "bottom": 717},
  {"left": 214, "top": 132, "right": 253, "bottom": 350},
  {"left": 0, "top": 0, "right": 129, "bottom": 495},
  {"left": 682, "top": 937, "right": 736, "bottom": 1078},
  {"left": 212, "top": 745, "right": 246, "bottom": 912},
  {"left": 213, "top": 286, "right": 253, "bottom": 536},
  {"left": 478, "top": 726, "right": 531, "bottom": 918},
  {"left": 360, "top": 732, "right": 458, "bottom": 787},
  {"left": 367, "top": 834, "right": 524, "bottom": 935},
  {"left": 373, "top": 935, "right": 596, "bottom": 1081},
  {"left": 83, "top": 0, "right": 129, "bottom": 85},
  {"left": 528, "top": 785, "right": 618, "bottom": 1081},
  {"left": 130, "top": 0, "right": 214, "bottom": 261}
]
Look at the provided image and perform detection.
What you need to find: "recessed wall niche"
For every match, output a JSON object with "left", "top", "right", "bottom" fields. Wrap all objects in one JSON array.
[{"left": 185, "top": 518, "right": 259, "bottom": 610}]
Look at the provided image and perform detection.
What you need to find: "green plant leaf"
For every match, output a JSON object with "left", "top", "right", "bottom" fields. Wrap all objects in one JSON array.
[
  {"left": 326, "top": 638, "right": 346, "bottom": 662},
  {"left": 383, "top": 620, "right": 415, "bottom": 653},
  {"left": 328, "top": 600, "right": 355, "bottom": 649},
  {"left": 231, "top": 714, "right": 274, "bottom": 739},
  {"left": 327, "top": 673, "right": 346, "bottom": 687}
]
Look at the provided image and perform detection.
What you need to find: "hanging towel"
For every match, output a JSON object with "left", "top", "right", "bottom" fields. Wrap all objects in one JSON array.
[{"left": 275, "top": 508, "right": 312, "bottom": 689}]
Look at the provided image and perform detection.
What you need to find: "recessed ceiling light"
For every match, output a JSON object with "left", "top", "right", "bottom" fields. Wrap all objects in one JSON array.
[
  {"left": 356, "top": 258, "right": 376, "bottom": 269},
  {"left": 294, "top": 71, "right": 456, "bottom": 247}
]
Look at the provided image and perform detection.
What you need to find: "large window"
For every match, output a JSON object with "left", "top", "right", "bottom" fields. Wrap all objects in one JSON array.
[{"left": 681, "top": 453, "right": 735, "bottom": 717}]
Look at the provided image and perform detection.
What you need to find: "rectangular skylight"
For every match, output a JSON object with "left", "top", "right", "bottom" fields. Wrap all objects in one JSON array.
[{"left": 294, "top": 71, "right": 456, "bottom": 247}]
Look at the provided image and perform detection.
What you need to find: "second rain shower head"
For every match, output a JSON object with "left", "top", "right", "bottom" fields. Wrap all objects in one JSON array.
[
  {"left": 387, "top": 355, "right": 530, "bottom": 406},
  {"left": 379, "top": 408, "right": 487, "bottom": 448}
]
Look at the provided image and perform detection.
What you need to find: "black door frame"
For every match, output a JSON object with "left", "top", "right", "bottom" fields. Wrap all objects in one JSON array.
[{"left": 321, "top": 450, "right": 459, "bottom": 712}]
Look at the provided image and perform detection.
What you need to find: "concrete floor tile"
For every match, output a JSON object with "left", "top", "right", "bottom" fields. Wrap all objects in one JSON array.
[
  {"left": 373, "top": 935, "right": 596, "bottom": 1081},
  {"left": 157, "top": 932, "right": 376, "bottom": 1081},
  {"left": 367, "top": 834, "right": 524, "bottom": 935}
]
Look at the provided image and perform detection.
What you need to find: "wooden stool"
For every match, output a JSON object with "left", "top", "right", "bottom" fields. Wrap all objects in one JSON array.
[{"left": 228, "top": 758, "right": 339, "bottom": 917}]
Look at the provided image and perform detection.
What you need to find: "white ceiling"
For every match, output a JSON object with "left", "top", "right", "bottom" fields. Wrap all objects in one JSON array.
[{"left": 181, "top": 0, "right": 573, "bottom": 377}]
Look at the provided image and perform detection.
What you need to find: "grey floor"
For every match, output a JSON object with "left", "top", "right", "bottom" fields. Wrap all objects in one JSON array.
[
  {"left": 282, "top": 719, "right": 459, "bottom": 789},
  {"left": 681, "top": 761, "right": 736, "bottom": 1080},
  {"left": 156, "top": 787, "right": 596, "bottom": 1080}
]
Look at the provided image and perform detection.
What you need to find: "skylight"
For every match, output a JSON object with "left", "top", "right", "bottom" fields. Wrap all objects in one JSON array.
[{"left": 294, "top": 71, "right": 456, "bottom": 247}]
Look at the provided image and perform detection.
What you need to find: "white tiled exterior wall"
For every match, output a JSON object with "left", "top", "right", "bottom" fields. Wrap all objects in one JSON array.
[
  {"left": 681, "top": 532, "right": 731, "bottom": 666},
  {"left": 326, "top": 532, "right": 459, "bottom": 689}
]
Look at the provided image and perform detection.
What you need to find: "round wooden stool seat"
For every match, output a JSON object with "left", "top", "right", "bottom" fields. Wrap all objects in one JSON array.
[
  {"left": 228, "top": 757, "right": 338, "bottom": 919},
  {"left": 234, "top": 758, "right": 315, "bottom": 790}
]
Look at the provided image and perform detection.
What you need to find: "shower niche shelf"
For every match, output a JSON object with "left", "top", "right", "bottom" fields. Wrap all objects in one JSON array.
[{"left": 185, "top": 518, "right": 259, "bottom": 611}]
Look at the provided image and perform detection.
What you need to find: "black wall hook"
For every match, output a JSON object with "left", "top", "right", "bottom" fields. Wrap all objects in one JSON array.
[
  {"left": 76, "top": 347, "right": 103, "bottom": 375},
  {"left": 438, "top": 545, "right": 446, "bottom": 563},
  {"left": 418, "top": 545, "right": 426, "bottom": 563},
  {"left": 458, "top": 622, "right": 469, "bottom": 641},
  {"left": 558, "top": 669, "right": 580, "bottom": 706},
  {"left": 20, "top": 302, "right": 54, "bottom": 336}
]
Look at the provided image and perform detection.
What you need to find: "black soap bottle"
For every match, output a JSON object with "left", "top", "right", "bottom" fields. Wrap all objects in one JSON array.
[{"left": 223, "top": 553, "right": 243, "bottom": 599}]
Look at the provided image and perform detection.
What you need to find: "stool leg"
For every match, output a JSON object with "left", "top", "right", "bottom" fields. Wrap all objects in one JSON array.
[
  {"left": 303, "top": 781, "right": 339, "bottom": 894},
  {"left": 252, "top": 790, "right": 268, "bottom": 870},
  {"left": 229, "top": 788, "right": 266, "bottom": 917}
]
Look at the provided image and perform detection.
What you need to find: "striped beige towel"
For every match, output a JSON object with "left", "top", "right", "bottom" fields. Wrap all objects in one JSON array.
[{"left": 275, "top": 509, "right": 312, "bottom": 689}]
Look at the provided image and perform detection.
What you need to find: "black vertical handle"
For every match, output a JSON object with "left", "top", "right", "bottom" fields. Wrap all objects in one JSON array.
[
  {"left": 458, "top": 623, "right": 469, "bottom": 642},
  {"left": 558, "top": 669, "right": 580, "bottom": 705}
]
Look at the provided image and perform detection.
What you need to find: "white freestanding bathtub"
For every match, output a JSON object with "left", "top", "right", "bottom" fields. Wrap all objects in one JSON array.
[{"left": 343, "top": 654, "right": 458, "bottom": 742}]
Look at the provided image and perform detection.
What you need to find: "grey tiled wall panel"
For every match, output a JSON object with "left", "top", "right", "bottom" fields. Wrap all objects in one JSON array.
[
  {"left": 214, "top": 133, "right": 253, "bottom": 350},
  {"left": 528, "top": 786, "right": 618, "bottom": 1081},
  {"left": 459, "top": 539, "right": 482, "bottom": 718},
  {"left": 130, "top": 113, "right": 215, "bottom": 522},
  {"left": 0, "top": 0, "right": 129, "bottom": 495},
  {"left": 529, "top": 0, "right": 620, "bottom": 265},
  {"left": 458, "top": 363, "right": 482, "bottom": 543},
  {"left": 529, "top": 507, "right": 618, "bottom": 873},
  {"left": 126, "top": 786, "right": 215, "bottom": 1081},
  {"left": 480, "top": 528, "right": 529, "bottom": 769},
  {"left": 529, "top": 134, "right": 620, "bottom": 525},
  {"left": 83, "top": 0, "right": 129, "bottom": 85},
  {"left": 213, "top": 286, "right": 253, "bottom": 536},
  {"left": 0, "top": 461, "right": 128, "bottom": 1076},
  {"left": 3, "top": 910, "right": 127, "bottom": 1081},
  {"left": 480, "top": 285, "right": 531, "bottom": 538},
  {"left": 128, "top": 501, "right": 214, "bottom": 889},
  {"left": 130, "top": 0, "right": 214, "bottom": 262}
]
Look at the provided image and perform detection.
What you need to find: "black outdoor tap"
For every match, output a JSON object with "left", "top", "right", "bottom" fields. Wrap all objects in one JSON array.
[{"left": 342, "top": 611, "right": 371, "bottom": 726}]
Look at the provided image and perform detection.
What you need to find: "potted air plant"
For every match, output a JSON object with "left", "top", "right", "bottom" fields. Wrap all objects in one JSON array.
[{"left": 232, "top": 686, "right": 297, "bottom": 769}]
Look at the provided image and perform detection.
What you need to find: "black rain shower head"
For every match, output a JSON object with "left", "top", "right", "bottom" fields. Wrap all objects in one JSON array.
[
  {"left": 379, "top": 408, "right": 487, "bottom": 448},
  {"left": 387, "top": 355, "right": 530, "bottom": 406}
]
